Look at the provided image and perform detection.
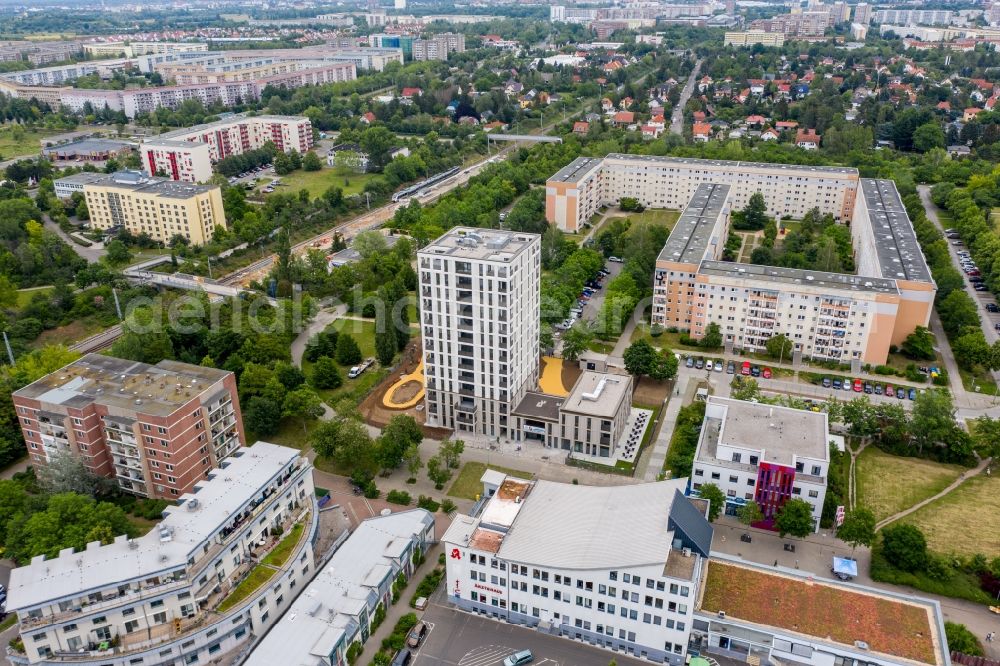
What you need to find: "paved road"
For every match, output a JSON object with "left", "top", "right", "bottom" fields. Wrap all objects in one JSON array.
[
  {"left": 42, "top": 216, "right": 105, "bottom": 263},
  {"left": 917, "top": 184, "right": 1000, "bottom": 386},
  {"left": 416, "top": 603, "right": 648, "bottom": 666},
  {"left": 670, "top": 59, "right": 702, "bottom": 135}
]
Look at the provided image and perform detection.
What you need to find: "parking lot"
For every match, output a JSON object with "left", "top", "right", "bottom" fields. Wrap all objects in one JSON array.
[
  {"left": 414, "top": 602, "right": 647, "bottom": 666},
  {"left": 554, "top": 261, "right": 622, "bottom": 333}
]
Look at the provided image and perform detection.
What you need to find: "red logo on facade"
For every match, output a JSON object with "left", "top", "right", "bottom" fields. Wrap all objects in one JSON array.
[{"left": 450, "top": 548, "right": 462, "bottom": 560}]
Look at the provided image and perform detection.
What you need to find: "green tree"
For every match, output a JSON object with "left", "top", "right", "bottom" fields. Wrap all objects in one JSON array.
[
  {"left": 310, "top": 356, "right": 343, "bottom": 390},
  {"left": 912, "top": 122, "right": 945, "bottom": 152},
  {"left": 842, "top": 397, "right": 879, "bottom": 443},
  {"left": 243, "top": 396, "right": 282, "bottom": 436},
  {"left": 440, "top": 438, "right": 465, "bottom": 469},
  {"left": 310, "top": 418, "right": 377, "bottom": 477},
  {"left": 765, "top": 334, "right": 793, "bottom": 361},
  {"left": 302, "top": 150, "right": 322, "bottom": 171},
  {"left": 700, "top": 322, "right": 723, "bottom": 350},
  {"left": 774, "top": 498, "right": 815, "bottom": 538},
  {"left": 881, "top": 523, "right": 928, "bottom": 572},
  {"left": 623, "top": 339, "right": 658, "bottom": 377},
  {"left": 359, "top": 126, "right": 398, "bottom": 171},
  {"left": 561, "top": 324, "right": 594, "bottom": 362},
  {"left": 282, "top": 387, "right": 325, "bottom": 432},
  {"left": 377, "top": 415, "right": 423, "bottom": 472},
  {"left": 737, "top": 500, "right": 764, "bottom": 527},
  {"left": 404, "top": 443, "right": 422, "bottom": 478},
  {"left": 273, "top": 362, "right": 306, "bottom": 390},
  {"left": 375, "top": 328, "right": 396, "bottom": 366},
  {"left": 5, "top": 493, "right": 133, "bottom": 564},
  {"left": 901, "top": 326, "right": 936, "bottom": 361},
  {"left": 104, "top": 239, "right": 132, "bottom": 265},
  {"left": 735, "top": 191, "right": 769, "bottom": 230},
  {"left": 426, "top": 454, "right": 451, "bottom": 489},
  {"left": 911, "top": 388, "right": 956, "bottom": 454},
  {"left": 650, "top": 348, "right": 679, "bottom": 381},
  {"left": 335, "top": 333, "right": 363, "bottom": 365},
  {"left": 837, "top": 507, "right": 876, "bottom": 553},
  {"left": 944, "top": 622, "right": 983, "bottom": 656},
  {"left": 698, "top": 483, "right": 726, "bottom": 522}
]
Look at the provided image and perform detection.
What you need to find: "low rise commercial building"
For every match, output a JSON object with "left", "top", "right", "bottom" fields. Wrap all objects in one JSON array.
[
  {"left": 6, "top": 443, "right": 317, "bottom": 666},
  {"left": 691, "top": 397, "right": 830, "bottom": 531},
  {"left": 443, "top": 473, "right": 713, "bottom": 665},
  {"left": 12, "top": 353, "right": 244, "bottom": 498},
  {"left": 42, "top": 138, "right": 135, "bottom": 164},
  {"left": 245, "top": 509, "right": 435, "bottom": 665},
  {"left": 80, "top": 171, "right": 227, "bottom": 245}
]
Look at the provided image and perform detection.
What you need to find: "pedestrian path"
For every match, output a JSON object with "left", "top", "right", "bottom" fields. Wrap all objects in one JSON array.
[
  {"left": 640, "top": 375, "right": 690, "bottom": 481},
  {"left": 874, "top": 456, "right": 992, "bottom": 530}
]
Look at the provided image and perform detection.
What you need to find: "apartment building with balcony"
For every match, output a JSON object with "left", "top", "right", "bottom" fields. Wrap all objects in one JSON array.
[
  {"left": 419, "top": 228, "right": 541, "bottom": 438},
  {"left": 12, "top": 354, "right": 244, "bottom": 499},
  {"left": 6, "top": 443, "right": 317, "bottom": 666},
  {"left": 690, "top": 397, "right": 830, "bottom": 531},
  {"left": 246, "top": 509, "right": 435, "bottom": 666},
  {"left": 141, "top": 115, "right": 313, "bottom": 182},
  {"left": 443, "top": 473, "right": 713, "bottom": 665},
  {"left": 546, "top": 154, "right": 859, "bottom": 233}
]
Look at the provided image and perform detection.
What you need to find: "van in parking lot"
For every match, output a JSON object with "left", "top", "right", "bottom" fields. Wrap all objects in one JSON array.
[
  {"left": 503, "top": 651, "right": 533, "bottom": 666},
  {"left": 392, "top": 649, "right": 412, "bottom": 666}
]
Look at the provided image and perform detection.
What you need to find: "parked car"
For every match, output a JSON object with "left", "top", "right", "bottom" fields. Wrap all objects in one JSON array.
[
  {"left": 975, "top": 284, "right": 989, "bottom": 291},
  {"left": 741, "top": 361, "right": 751, "bottom": 376},
  {"left": 832, "top": 378, "right": 842, "bottom": 390},
  {"left": 406, "top": 622, "right": 428, "bottom": 649},
  {"left": 392, "top": 649, "right": 412, "bottom": 666},
  {"left": 762, "top": 367, "right": 772, "bottom": 379},
  {"left": 843, "top": 380, "right": 853, "bottom": 392},
  {"left": 714, "top": 360, "right": 724, "bottom": 372},
  {"left": 853, "top": 379, "right": 863, "bottom": 392},
  {"left": 608, "top": 256, "right": 624, "bottom": 263},
  {"left": 822, "top": 377, "right": 832, "bottom": 388},
  {"left": 695, "top": 358, "right": 705, "bottom": 369},
  {"left": 751, "top": 365, "right": 761, "bottom": 377},
  {"left": 504, "top": 651, "right": 534, "bottom": 666},
  {"left": 686, "top": 356, "right": 695, "bottom": 368},
  {"left": 727, "top": 361, "right": 735, "bottom": 374},
  {"left": 908, "top": 388, "right": 917, "bottom": 400},
  {"left": 952, "top": 240, "right": 965, "bottom": 246},
  {"left": 986, "top": 303, "right": 999, "bottom": 313},
  {"left": 885, "top": 384, "right": 894, "bottom": 396},
  {"left": 864, "top": 382, "right": 872, "bottom": 394},
  {"left": 896, "top": 387, "right": 906, "bottom": 399},
  {"left": 874, "top": 384, "right": 883, "bottom": 395}
]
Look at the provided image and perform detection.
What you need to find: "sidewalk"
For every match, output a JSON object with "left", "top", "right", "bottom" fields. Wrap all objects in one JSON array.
[{"left": 639, "top": 375, "right": 690, "bottom": 481}]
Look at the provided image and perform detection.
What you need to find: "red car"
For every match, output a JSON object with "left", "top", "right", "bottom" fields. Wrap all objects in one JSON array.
[
  {"left": 762, "top": 368, "right": 772, "bottom": 379},
  {"left": 741, "top": 361, "right": 751, "bottom": 376},
  {"left": 853, "top": 379, "right": 863, "bottom": 392}
]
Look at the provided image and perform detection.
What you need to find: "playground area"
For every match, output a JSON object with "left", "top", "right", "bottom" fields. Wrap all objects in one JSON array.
[
  {"left": 359, "top": 340, "right": 450, "bottom": 438},
  {"left": 539, "top": 356, "right": 580, "bottom": 396},
  {"left": 382, "top": 360, "right": 425, "bottom": 409}
]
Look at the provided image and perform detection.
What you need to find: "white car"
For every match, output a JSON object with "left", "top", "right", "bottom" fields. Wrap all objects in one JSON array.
[{"left": 608, "top": 256, "right": 624, "bottom": 263}]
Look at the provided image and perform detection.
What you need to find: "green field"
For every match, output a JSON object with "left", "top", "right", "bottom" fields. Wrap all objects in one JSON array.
[
  {"left": 0, "top": 127, "right": 56, "bottom": 160},
  {"left": 271, "top": 168, "right": 381, "bottom": 200},
  {"left": 855, "top": 447, "right": 964, "bottom": 523},
  {"left": 16, "top": 286, "right": 53, "bottom": 308},
  {"left": 626, "top": 209, "right": 680, "bottom": 227},
  {"left": 901, "top": 471, "right": 1000, "bottom": 558}
]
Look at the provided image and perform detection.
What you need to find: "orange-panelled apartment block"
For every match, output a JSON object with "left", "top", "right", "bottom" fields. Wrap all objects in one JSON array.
[
  {"left": 12, "top": 354, "right": 245, "bottom": 499},
  {"left": 545, "top": 155, "right": 935, "bottom": 365}
]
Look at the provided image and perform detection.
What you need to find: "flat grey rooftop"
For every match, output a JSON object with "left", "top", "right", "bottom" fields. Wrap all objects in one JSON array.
[
  {"left": 498, "top": 478, "right": 692, "bottom": 570},
  {"left": 860, "top": 178, "right": 932, "bottom": 283},
  {"left": 698, "top": 260, "right": 899, "bottom": 294},
  {"left": 7, "top": 443, "right": 302, "bottom": 611},
  {"left": 53, "top": 172, "right": 113, "bottom": 187},
  {"left": 604, "top": 152, "right": 859, "bottom": 176},
  {"left": 13, "top": 353, "right": 231, "bottom": 417},
  {"left": 657, "top": 183, "right": 730, "bottom": 265},
  {"left": 419, "top": 227, "right": 538, "bottom": 262},
  {"left": 43, "top": 138, "right": 134, "bottom": 154},
  {"left": 513, "top": 391, "right": 563, "bottom": 421},
  {"left": 548, "top": 156, "right": 604, "bottom": 184},
  {"left": 156, "top": 114, "right": 306, "bottom": 140},
  {"left": 699, "top": 396, "right": 830, "bottom": 468},
  {"left": 561, "top": 371, "right": 631, "bottom": 419},
  {"left": 86, "top": 171, "right": 218, "bottom": 198}
]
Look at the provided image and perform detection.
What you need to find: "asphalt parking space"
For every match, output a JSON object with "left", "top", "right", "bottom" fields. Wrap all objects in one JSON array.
[{"left": 414, "top": 602, "right": 647, "bottom": 666}]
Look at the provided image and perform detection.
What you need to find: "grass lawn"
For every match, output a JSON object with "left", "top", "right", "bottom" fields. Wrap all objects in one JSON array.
[
  {"left": 959, "top": 367, "right": 1000, "bottom": 396},
  {"left": 0, "top": 127, "right": 57, "bottom": 160},
  {"left": 626, "top": 209, "right": 680, "bottom": 228},
  {"left": 262, "top": 417, "right": 320, "bottom": 451},
  {"left": 16, "top": 286, "right": 53, "bottom": 308},
  {"left": 0, "top": 612, "right": 17, "bottom": 632},
  {"left": 588, "top": 339, "right": 615, "bottom": 354},
  {"left": 448, "top": 461, "right": 533, "bottom": 500},
  {"left": 217, "top": 565, "right": 278, "bottom": 613},
  {"left": 275, "top": 168, "right": 381, "bottom": 200},
  {"left": 855, "top": 447, "right": 964, "bottom": 523},
  {"left": 631, "top": 323, "right": 702, "bottom": 352},
  {"left": 330, "top": 318, "right": 377, "bottom": 358},
  {"left": 900, "top": 470, "right": 1000, "bottom": 558},
  {"left": 261, "top": 522, "right": 304, "bottom": 568},
  {"left": 31, "top": 319, "right": 107, "bottom": 349}
]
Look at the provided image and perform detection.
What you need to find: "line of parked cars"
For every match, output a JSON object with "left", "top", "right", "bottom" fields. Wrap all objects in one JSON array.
[
  {"left": 227, "top": 163, "right": 274, "bottom": 187},
  {"left": 684, "top": 357, "right": 774, "bottom": 379},
  {"left": 949, "top": 231, "right": 988, "bottom": 292},
  {"left": 819, "top": 376, "right": 919, "bottom": 400},
  {"left": 555, "top": 267, "right": 610, "bottom": 330}
]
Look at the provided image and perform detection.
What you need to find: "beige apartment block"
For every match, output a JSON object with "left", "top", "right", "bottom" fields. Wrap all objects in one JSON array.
[
  {"left": 724, "top": 30, "right": 786, "bottom": 47},
  {"left": 82, "top": 171, "right": 226, "bottom": 245}
]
